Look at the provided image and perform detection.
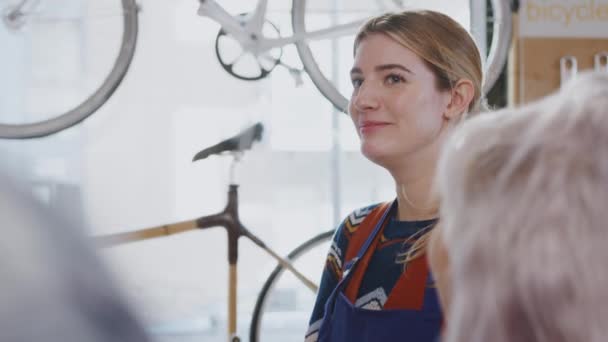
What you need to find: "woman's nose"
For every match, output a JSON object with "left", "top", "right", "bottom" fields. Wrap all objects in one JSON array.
[{"left": 352, "top": 82, "right": 381, "bottom": 112}]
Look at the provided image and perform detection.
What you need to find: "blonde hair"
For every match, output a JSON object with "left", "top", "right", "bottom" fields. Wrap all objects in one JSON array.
[
  {"left": 437, "top": 72, "right": 608, "bottom": 342},
  {"left": 354, "top": 10, "right": 484, "bottom": 263},
  {"left": 354, "top": 10, "right": 483, "bottom": 114}
]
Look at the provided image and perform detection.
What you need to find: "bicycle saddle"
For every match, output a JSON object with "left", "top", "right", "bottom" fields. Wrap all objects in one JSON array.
[{"left": 192, "top": 122, "right": 264, "bottom": 161}]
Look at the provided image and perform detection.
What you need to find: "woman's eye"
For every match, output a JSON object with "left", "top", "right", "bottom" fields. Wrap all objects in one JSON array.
[
  {"left": 386, "top": 74, "right": 405, "bottom": 85},
  {"left": 351, "top": 78, "right": 363, "bottom": 88}
]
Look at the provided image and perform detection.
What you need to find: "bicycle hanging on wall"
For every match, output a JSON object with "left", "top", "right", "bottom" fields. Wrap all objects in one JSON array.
[
  {"left": 0, "top": 0, "right": 139, "bottom": 139},
  {"left": 0, "top": 0, "right": 511, "bottom": 139}
]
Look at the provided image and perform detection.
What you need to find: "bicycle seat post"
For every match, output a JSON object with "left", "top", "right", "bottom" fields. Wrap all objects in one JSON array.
[
  {"left": 225, "top": 151, "right": 243, "bottom": 342},
  {"left": 229, "top": 151, "right": 243, "bottom": 186}
]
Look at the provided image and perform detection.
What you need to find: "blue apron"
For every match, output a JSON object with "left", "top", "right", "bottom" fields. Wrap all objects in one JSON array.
[{"left": 317, "top": 201, "right": 442, "bottom": 342}]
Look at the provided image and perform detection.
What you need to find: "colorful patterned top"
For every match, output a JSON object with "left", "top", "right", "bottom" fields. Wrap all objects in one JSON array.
[{"left": 305, "top": 203, "right": 441, "bottom": 342}]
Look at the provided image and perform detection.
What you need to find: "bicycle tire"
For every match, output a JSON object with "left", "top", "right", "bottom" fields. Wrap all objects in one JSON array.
[
  {"left": 249, "top": 229, "right": 334, "bottom": 342},
  {"left": 0, "top": 0, "right": 139, "bottom": 139},
  {"left": 291, "top": 0, "right": 512, "bottom": 113}
]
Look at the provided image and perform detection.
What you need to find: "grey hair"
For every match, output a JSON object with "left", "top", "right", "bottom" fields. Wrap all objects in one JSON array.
[{"left": 436, "top": 71, "right": 608, "bottom": 342}]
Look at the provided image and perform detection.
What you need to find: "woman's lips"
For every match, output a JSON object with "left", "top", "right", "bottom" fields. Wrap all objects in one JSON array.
[{"left": 359, "top": 121, "right": 391, "bottom": 134}]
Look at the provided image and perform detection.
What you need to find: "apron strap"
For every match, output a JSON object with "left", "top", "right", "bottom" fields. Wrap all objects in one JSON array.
[
  {"left": 383, "top": 254, "right": 430, "bottom": 310},
  {"left": 343, "top": 203, "right": 390, "bottom": 264},
  {"left": 322, "top": 201, "right": 396, "bottom": 317},
  {"left": 343, "top": 201, "right": 394, "bottom": 303}
]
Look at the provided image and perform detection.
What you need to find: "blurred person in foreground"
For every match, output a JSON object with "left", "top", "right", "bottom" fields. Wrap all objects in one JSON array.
[
  {"left": 429, "top": 71, "right": 608, "bottom": 342},
  {"left": 0, "top": 171, "right": 150, "bottom": 342}
]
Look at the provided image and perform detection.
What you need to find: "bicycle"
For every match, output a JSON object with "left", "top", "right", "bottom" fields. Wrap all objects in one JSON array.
[
  {"left": 203, "top": 0, "right": 511, "bottom": 111},
  {"left": 0, "top": 0, "right": 511, "bottom": 139},
  {"left": 94, "top": 122, "right": 332, "bottom": 342}
]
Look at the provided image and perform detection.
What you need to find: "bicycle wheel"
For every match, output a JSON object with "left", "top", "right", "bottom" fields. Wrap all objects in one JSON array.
[
  {"left": 0, "top": 0, "right": 138, "bottom": 139},
  {"left": 249, "top": 229, "right": 334, "bottom": 342},
  {"left": 291, "top": 0, "right": 512, "bottom": 112}
]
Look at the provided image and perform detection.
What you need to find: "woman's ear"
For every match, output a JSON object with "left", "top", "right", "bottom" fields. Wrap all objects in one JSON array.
[{"left": 443, "top": 79, "right": 475, "bottom": 121}]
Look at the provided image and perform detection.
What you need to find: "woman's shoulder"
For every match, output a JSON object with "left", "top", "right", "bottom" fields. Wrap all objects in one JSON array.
[
  {"left": 346, "top": 202, "right": 383, "bottom": 223},
  {"left": 335, "top": 202, "right": 385, "bottom": 236},
  {"left": 326, "top": 202, "right": 385, "bottom": 267}
]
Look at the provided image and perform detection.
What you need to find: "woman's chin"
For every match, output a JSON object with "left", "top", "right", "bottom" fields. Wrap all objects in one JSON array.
[{"left": 361, "top": 143, "right": 391, "bottom": 166}]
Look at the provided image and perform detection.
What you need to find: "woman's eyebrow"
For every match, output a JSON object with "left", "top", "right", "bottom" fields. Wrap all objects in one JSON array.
[
  {"left": 350, "top": 67, "right": 363, "bottom": 76},
  {"left": 350, "top": 64, "right": 415, "bottom": 76},
  {"left": 375, "top": 64, "right": 414, "bottom": 74}
]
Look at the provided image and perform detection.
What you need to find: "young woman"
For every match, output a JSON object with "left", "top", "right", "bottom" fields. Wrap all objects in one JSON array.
[
  {"left": 430, "top": 71, "right": 608, "bottom": 342},
  {"left": 306, "top": 10, "right": 482, "bottom": 342}
]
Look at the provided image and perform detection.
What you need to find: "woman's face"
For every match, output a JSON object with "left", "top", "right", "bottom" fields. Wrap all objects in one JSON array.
[{"left": 349, "top": 33, "right": 452, "bottom": 167}]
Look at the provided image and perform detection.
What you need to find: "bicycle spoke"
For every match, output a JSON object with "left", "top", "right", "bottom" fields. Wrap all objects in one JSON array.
[
  {"left": 232, "top": 53, "right": 264, "bottom": 78},
  {"left": 229, "top": 51, "right": 248, "bottom": 68},
  {"left": 217, "top": 35, "right": 246, "bottom": 65},
  {"left": 258, "top": 53, "right": 278, "bottom": 71}
]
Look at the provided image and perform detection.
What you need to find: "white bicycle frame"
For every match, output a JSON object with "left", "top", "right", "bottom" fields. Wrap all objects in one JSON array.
[
  {"left": 0, "top": 0, "right": 509, "bottom": 138},
  {"left": 197, "top": 0, "right": 387, "bottom": 55},
  {"left": 197, "top": 0, "right": 512, "bottom": 107}
]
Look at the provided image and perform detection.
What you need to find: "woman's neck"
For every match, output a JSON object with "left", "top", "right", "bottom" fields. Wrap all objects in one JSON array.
[
  {"left": 390, "top": 151, "right": 440, "bottom": 222},
  {"left": 385, "top": 122, "right": 450, "bottom": 221},
  {"left": 397, "top": 190, "right": 439, "bottom": 221},
  {"left": 394, "top": 179, "right": 439, "bottom": 221}
]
